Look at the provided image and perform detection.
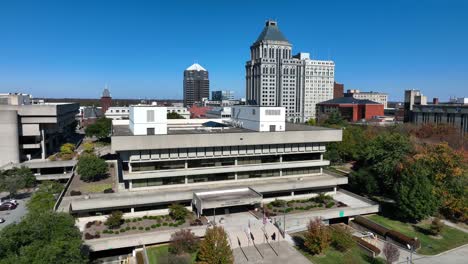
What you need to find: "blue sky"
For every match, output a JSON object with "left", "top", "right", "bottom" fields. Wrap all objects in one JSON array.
[{"left": 0, "top": 0, "right": 467, "bottom": 101}]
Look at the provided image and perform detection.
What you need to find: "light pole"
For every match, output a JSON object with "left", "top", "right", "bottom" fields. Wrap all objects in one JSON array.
[{"left": 407, "top": 244, "right": 413, "bottom": 263}]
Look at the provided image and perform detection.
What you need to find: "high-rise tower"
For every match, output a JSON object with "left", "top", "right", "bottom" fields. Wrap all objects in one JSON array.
[
  {"left": 246, "top": 21, "right": 335, "bottom": 122},
  {"left": 183, "top": 63, "right": 209, "bottom": 107},
  {"left": 100, "top": 87, "right": 112, "bottom": 114}
]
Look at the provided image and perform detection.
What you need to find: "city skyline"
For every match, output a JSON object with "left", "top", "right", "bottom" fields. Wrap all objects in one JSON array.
[{"left": 1, "top": 0, "right": 467, "bottom": 101}]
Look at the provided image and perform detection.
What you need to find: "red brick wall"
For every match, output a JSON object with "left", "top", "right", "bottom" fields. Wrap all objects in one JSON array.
[
  {"left": 100, "top": 97, "right": 112, "bottom": 114},
  {"left": 333, "top": 82, "right": 344, "bottom": 98},
  {"left": 364, "top": 104, "right": 384, "bottom": 120}
]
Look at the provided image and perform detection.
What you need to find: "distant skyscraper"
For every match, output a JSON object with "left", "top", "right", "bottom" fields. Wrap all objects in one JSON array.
[
  {"left": 183, "top": 63, "right": 209, "bottom": 107},
  {"left": 246, "top": 20, "right": 335, "bottom": 122},
  {"left": 100, "top": 87, "right": 112, "bottom": 113},
  {"left": 211, "top": 90, "right": 234, "bottom": 101}
]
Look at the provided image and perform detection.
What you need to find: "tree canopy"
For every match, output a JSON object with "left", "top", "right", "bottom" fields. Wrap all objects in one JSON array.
[
  {"left": 167, "top": 112, "right": 185, "bottom": 119},
  {"left": 198, "top": 226, "right": 233, "bottom": 264},
  {"left": 0, "top": 212, "right": 88, "bottom": 264},
  {"left": 27, "top": 181, "right": 64, "bottom": 214},
  {"left": 0, "top": 167, "right": 35, "bottom": 197},
  {"left": 85, "top": 117, "right": 112, "bottom": 139},
  {"left": 77, "top": 154, "right": 108, "bottom": 182}
]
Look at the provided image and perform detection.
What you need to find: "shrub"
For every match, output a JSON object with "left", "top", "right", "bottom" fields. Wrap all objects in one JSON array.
[
  {"left": 132, "top": 226, "right": 137, "bottom": 230},
  {"left": 331, "top": 226, "right": 355, "bottom": 252},
  {"left": 145, "top": 227, "right": 150, "bottom": 231},
  {"left": 151, "top": 224, "right": 157, "bottom": 229},
  {"left": 108, "top": 230, "right": 114, "bottom": 234},
  {"left": 132, "top": 219, "right": 137, "bottom": 223},
  {"left": 156, "top": 223, "right": 161, "bottom": 227},
  {"left": 163, "top": 222, "right": 168, "bottom": 226},
  {"left": 326, "top": 201, "right": 335, "bottom": 208},
  {"left": 125, "top": 219, "right": 131, "bottom": 223},
  {"left": 60, "top": 143, "right": 76, "bottom": 155},
  {"left": 143, "top": 215, "right": 148, "bottom": 219},
  {"left": 139, "top": 227, "right": 144, "bottom": 230},
  {"left": 126, "top": 226, "right": 131, "bottom": 231},
  {"left": 169, "top": 229, "right": 199, "bottom": 255},
  {"left": 70, "top": 190, "right": 82, "bottom": 196},
  {"left": 84, "top": 233, "right": 94, "bottom": 240},
  {"left": 120, "top": 228, "right": 125, "bottom": 233},
  {"left": 105, "top": 211, "right": 124, "bottom": 229},
  {"left": 430, "top": 217, "right": 444, "bottom": 236},
  {"left": 115, "top": 231, "right": 119, "bottom": 235},
  {"left": 103, "top": 188, "right": 114, "bottom": 193},
  {"left": 169, "top": 204, "right": 189, "bottom": 221},
  {"left": 83, "top": 141, "right": 95, "bottom": 154},
  {"left": 270, "top": 199, "right": 287, "bottom": 208},
  {"left": 304, "top": 218, "right": 331, "bottom": 255},
  {"left": 137, "top": 217, "right": 143, "bottom": 221},
  {"left": 85, "top": 221, "right": 94, "bottom": 229}
]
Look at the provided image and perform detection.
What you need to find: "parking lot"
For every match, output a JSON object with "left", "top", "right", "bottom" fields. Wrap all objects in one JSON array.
[{"left": 0, "top": 193, "right": 30, "bottom": 230}]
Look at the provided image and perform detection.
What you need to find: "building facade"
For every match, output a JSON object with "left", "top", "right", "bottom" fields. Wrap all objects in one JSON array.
[
  {"left": 345, "top": 90, "right": 388, "bottom": 109},
  {"left": 100, "top": 88, "right": 112, "bottom": 114},
  {"left": 333, "top": 82, "right": 344, "bottom": 99},
  {"left": 246, "top": 20, "right": 335, "bottom": 122},
  {"left": 0, "top": 93, "right": 79, "bottom": 178},
  {"left": 211, "top": 90, "right": 234, "bottom": 101},
  {"left": 404, "top": 89, "right": 427, "bottom": 122},
  {"left": 183, "top": 63, "right": 209, "bottom": 107},
  {"left": 316, "top": 97, "right": 384, "bottom": 122}
]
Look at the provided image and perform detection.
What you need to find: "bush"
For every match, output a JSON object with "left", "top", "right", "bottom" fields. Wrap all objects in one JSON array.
[
  {"left": 77, "top": 154, "right": 108, "bottom": 182},
  {"left": 331, "top": 226, "right": 355, "bottom": 252},
  {"left": 126, "top": 226, "right": 131, "bottom": 231},
  {"left": 139, "top": 227, "right": 144, "bottom": 230},
  {"left": 60, "top": 143, "right": 76, "bottom": 155},
  {"left": 83, "top": 141, "right": 95, "bottom": 154},
  {"left": 108, "top": 230, "right": 114, "bottom": 234},
  {"left": 132, "top": 226, "right": 137, "bottom": 230},
  {"left": 270, "top": 199, "right": 287, "bottom": 208},
  {"left": 156, "top": 223, "right": 161, "bottom": 227},
  {"left": 145, "top": 227, "right": 150, "bottom": 231},
  {"left": 151, "top": 224, "right": 157, "bottom": 229},
  {"left": 103, "top": 188, "right": 114, "bottom": 193},
  {"left": 70, "top": 190, "right": 82, "bottom": 196},
  {"left": 169, "top": 229, "right": 199, "bottom": 255},
  {"left": 84, "top": 233, "right": 94, "bottom": 240},
  {"left": 163, "top": 222, "right": 168, "bottom": 226},
  {"left": 326, "top": 201, "right": 335, "bottom": 208},
  {"left": 169, "top": 204, "right": 189, "bottom": 221},
  {"left": 430, "top": 217, "right": 444, "bottom": 236},
  {"left": 120, "top": 228, "right": 125, "bottom": 233},
  {"left": 132, "top": 219, "right": 137, "bottom": 223},
  {"left": 85, "top": 221, "right": 94, "bottom": 229},
  {"left": 143, "top": 215, "right": 148, "bottom": 219},
  {"left": 125, "top": 219, "right": 131, "bottom": 223},
  {"left": 304, "top": 218, "right": 331, "bottom": 255},
  {"left": 105, "top": 211, "right": 124, "bottom": 229}
]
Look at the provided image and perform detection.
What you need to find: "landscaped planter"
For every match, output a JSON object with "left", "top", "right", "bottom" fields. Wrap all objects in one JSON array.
[{"left": 264, "top": 195, "right": 346, "bottom": 216}]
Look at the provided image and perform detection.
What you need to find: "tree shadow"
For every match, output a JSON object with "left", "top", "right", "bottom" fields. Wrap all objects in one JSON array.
[{"left": 413, "top": 225, "right": 433, "bottom": 236}]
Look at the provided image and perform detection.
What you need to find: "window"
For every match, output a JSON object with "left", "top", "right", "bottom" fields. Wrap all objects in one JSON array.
[
  {"left": 147, "top": 128, "right": 155, "bottom": 135},
  {"left": 252, "top": 109, "right": 256, "bottom": 115},
  {"left": 265, "top": 109, "right": 281, "bottom": 116},
  {"left": 147, "top": 110, "right": 155, "bottom": 122}
]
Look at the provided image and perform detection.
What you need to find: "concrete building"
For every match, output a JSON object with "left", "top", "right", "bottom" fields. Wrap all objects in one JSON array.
[
  {"left": 205, "top": 107, "right": 232, "bottom": 118},
  {"left": 246, "top": 20, "right": 335, "bottom": 122},
  {"left": 166, "top": 106, "right": 190, "bottom": 119},
  {"left": 105, "top": 106, "right": 130, "bottom": 120},
  {"left": 212, "top": 90, "right": 235, "bottom": 101},
  {"left": 316, "top": 97, "right": 384, "bottom": 122},
  {"left": 183, "top": 63, "right": 209, "bottom": 107},
  {"left": 129, "top": 105, "right": 167, "bottom": 135},
  {"left": 345, "top": 90, "right": 388, "bottom": 109},
  {"left": 410, "top": 101, "right": 468, "bottom": 133},
  {"left": 404, "top": 89, "right": 427, "bottom": 122},
  {"left": 0, "top": 93, "right": 79, "bottom": 178},
  {"left": 66, "top": 106, "right": 353, "bottom": 216}
]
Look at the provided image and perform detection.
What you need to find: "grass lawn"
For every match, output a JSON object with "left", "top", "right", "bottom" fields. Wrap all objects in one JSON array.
[
  {"left": 146, "top": 245, "right": 197, "bottom": 264},
  {"left": 83, "top": 183, "right": 112, "bottom": 193},
  {"left": 296, "top": 245, "right": 385, "bottom": 264},
  {"left": 367, "top": 215, "right": 468, "bottom": 255}
]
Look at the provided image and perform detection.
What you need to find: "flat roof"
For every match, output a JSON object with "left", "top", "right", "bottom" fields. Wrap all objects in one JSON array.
[
  {"left": 194, "top": 188, "right": 262, "bottom": 203},
  {"left": 112, "top": 122, "right": 331, "bottom": 137}
]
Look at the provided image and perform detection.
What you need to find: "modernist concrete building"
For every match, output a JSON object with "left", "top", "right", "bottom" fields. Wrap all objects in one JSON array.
[
  {"left": 345, "top": 89, "right": 388, "bottom": 109},
  {"left": 0, "top": 93, "right": 79, "bottom": 179},
  {"left": 66, "top": 105, "right": 352, "bottom": 216},
  {"left": 183, "top": 63, "right": 209, "bottom": 107},
  {"left": 246, "top": 20, "right": 335, "bottom": 122},
  {"left": 404, "top": 89, "right": 427, "bottom": 122},
  {"left": 410, "top": 103, "right": 468, "bottom": 133}
]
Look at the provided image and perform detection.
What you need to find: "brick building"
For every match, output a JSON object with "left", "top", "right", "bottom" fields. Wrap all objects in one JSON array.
[
  {"left": 333, "top": 82, "right": 344, "bottom": 98},
  {"left": 317, "top": 97, "right": 384, "bottom": 122}
]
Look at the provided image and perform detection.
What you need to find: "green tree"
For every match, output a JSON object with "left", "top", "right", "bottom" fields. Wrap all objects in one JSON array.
[
  {"left": 105, "top": 211, "right": 123, "bottom": 229},
  {"left": 82, "top": 141, "right": 95, "bottom": 154},
  {"left": 395, "top": 160, "right": 440, "bottom": 221},
  {"left": 303, "top": 218, "right": 331, "bottom": 255},
  {"left": 169, "top": 204, "right": 189, "bottom": 221},
  {"left": 169, "top": 229, "right": 199, "bottom": 255},
  {"left": 429, "top": 217, "right": 444, "bottom": 236},
  {"left": 0, "top": 211, "right": 88, "bottom": 264},
  {"left": 198, "top": 226, "right": 233, "bottom": 264},
  {"left": 323, "top": 110, "right": 346, "bottom": 127},
  {"left": 77, "top": 155, "right": 108, "bottom": 182},
  {"left": 348, "top": 168, "right": 379, "bottom": 195},
  {"left": 306, "top": 118, "right": 316, "bottom": 126},
  {"left": 167, "top": 112, "right": 185, "bottom": 119},
  {"left": 0, "top": 167, "right": 35, "bottom": 197},
  {"left": 363, "top": 132, "right": 412, "bottom": 195},
  {"left": 331, "top": 226, "right": 355, "bottom": 252},
  {"left": 85, "top": 117, "right": 112, "bottom": 139},
  {"left": 27, "top": 181, "right": 64, "bottom": 214}
]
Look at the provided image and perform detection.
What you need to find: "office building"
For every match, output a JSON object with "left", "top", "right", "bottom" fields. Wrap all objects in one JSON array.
[
  {"left": 183, "top": 63, "right": 209, "bottom": 107},
  {"left": 105, "top": 106, "right": 130, "bottom": 120},
  {"left": 212, "top": 90, "right": 235, "bottom": 101},
  {"left": 345, "top": 90, "right": 388, "bottom": 109},
  {"left": 404, "top": 89, "right": 427, "bottom": 122},
  {"left": 334, "top": 82, "right": 344, "bottom": 99},
  {"left": 316, "top": 97, "right": 384, "bottom": 122},
  {"left": 246, "top": 20, "right": 335, "bottom": 122},
  {"left": 0, "top": 93, "right": 79, "bottom": 179}
]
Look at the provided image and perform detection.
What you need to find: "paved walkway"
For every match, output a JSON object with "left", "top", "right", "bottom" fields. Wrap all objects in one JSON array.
[
  {"left": 406, "top": 244, "right": 468, "bottom": 264},
  {"left": 233, "top": 241, "right": 310, "bottom": 264}
]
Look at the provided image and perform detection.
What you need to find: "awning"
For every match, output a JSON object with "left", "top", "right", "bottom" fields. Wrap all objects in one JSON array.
[{"left": 193, "top": 187, "right": 262, "bottom": 213}]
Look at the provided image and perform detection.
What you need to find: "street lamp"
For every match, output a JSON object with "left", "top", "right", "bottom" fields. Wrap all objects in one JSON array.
[{"left": 406, "top": 244, "right": 413, "bottom": 263}]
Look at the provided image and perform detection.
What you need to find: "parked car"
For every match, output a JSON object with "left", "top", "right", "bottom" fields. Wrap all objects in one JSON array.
[
  {"left": 1, "top": 199, "right": 18, "bottom": 206},
  {"left": 0, "top": 218, "right": 5, "bottom": 223},
  {"left": 0, "top": 203, "right": 16, "bottom": 211}
]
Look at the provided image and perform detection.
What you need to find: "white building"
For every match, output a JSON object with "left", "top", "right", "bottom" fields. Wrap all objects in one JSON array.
[
  {"left": 246, "top": 21, "right": 335, "bottom": 122},
  {"left": 129, "top": 106, "right": 167, "bottom": 135},
  {"left": 345, "top": 90, "right": 388, "bottom": 109},
  {"left": 230, "top": 106, "right": 285, "bottom": 132},
  {"left": 205, "top": 107, "right": 232, "bottom": 118},
  {"left": 105, "top": 107, "right": 130, "bottom": 120},
  {"left": 167, "top": 106, "right": 190, "bottom": 119}
]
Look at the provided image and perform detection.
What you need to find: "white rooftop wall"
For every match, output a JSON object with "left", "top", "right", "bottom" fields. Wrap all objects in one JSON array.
[
  {"left": 230, "top": 106, "right": 285, "bottom": 132},
  {"left": 129, "top": 106, "right": 167, "bottom": 135}
]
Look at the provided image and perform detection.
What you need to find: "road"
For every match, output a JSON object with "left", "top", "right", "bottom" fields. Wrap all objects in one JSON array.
[{"left": 0, "top": 193, "right": 30, "bottom": 230}]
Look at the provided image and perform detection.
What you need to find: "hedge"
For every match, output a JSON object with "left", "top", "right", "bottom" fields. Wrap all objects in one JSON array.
[
  {"left": 353, "top": 216, "right": 390, "bottom": 237},
  {"left": 353, "top": 237, "right": 381, "bottom": 255},
  {"left": 386, "top": 230, "right": 420, "bottom": 249}
]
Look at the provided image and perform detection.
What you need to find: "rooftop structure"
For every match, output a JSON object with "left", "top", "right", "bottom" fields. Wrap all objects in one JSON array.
[
  {"left": 344, "top": 89, "right": 388, "bottom": 109},
  {"left": 317, "top": 97, "right": 384, "bottom": 122}
]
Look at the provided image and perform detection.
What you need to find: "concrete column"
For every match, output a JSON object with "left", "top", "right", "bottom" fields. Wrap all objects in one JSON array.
[
  {"left": 334, "top": 187, "right": 337, "bottom": 194},
  {"left": 185, "top": 176, "right": 188, "bottom": 184},
  {"left": 320, "top": 167, "right": 323, "bottom": 174},
  {"left": 131, "top": 208, "right": 135, "bottom": 213},
  {"left": 184, "top": 161, "right": 188, "bottom": 169},
  {"left": 279, "top": 170, "right": 283, "bottom": 177},
  {"left": 41, "top": 129, "right": 46, "bottom": 159},
  {"left": 128, "top": 163, "right": 132, "bottom": 173},
  {"left": 37, "top": 168, "right": 41, "bottom": 175},
  {"left": 235, "top": 173, "right": 238, "bottom": 180},
  {"left": 63, "top": 167, "right": 66, "bottom": 174},
  {"left": 291, "top": 191, "right": 295, "bottom": 197},
  {"left": 234, "top": 158, "right": 238, "bottom": 166},
  {"left": 320, "top": 154, "right": 323, "bottom": 161},
  {"left": 129, "top": 180, "right": 133, "bottom": 190},
  {"left": 279, "top": 155, "right": 283, "bottom": 163}
]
